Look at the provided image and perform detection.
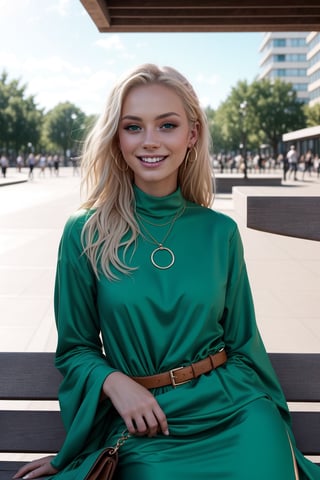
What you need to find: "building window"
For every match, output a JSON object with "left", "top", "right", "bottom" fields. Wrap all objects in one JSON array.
[
  {"left": 274, "top": 69, "right": 307, "bottom": 77},
  {"left": 274, "top": 54, "right": 286, "bottom": 62},
  {"left": 273, "top": 39, "right": 286, "bottom": 47},
  {"left": 273, "top": 54, "right": 306, "bottom": 62},
  {"left": 290, "top": 38, "right": 306, "bottom": 47},
  {"left": 293, "top": 83, "right": 308, "bottom": 91}
]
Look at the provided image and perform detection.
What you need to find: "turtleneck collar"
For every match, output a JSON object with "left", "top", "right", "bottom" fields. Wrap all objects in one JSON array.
[{"left": 133, "top": 184, "right": 185, "bottom": 219}]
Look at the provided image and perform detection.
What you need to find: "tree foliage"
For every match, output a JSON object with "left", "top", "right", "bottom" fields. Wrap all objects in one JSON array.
[
  {"left": 248, "top": 78, "right": 306, "bottom": 155},
  {"left": 43, "top": 102, "right": 87, "bottom": 157},
  {"left": 209, "top": 78, "right": 306, "bottom": 156},
  {"left": 0, "top": 71, "right": 43, "bottom": 154},
  {"left": 304, "top": 103, "right": 320, "bottom": 126}
]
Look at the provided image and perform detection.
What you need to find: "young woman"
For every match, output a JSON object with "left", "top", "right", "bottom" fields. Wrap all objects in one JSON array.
[{"left": 15, "top": 64, "right": 319, "bottom": 479}]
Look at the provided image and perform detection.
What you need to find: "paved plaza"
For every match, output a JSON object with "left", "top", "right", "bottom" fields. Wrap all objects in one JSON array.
[{"left": 0, "top": 167, "right": 319, "bottom": 354}]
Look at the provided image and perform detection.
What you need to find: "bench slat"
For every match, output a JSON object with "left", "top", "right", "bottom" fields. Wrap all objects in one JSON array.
[
  {"left": 1, "top": 352, "right": 319, "bottom": 402},
  {"left": 0, "top": 353, "right": 61, "bottom": 400},
  {"left": 291, "top": 412, "right": 320, "bottom": 455},
  {"left": 269, "top": 353, "right": 320, "bottom": 402},
  {"left": 0, "top": 411, "right": 64, "bottom": 453}
]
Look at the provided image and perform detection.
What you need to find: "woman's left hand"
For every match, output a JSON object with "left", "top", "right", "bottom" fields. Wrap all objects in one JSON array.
[{"left": 13, "top": 455, "right": 58, "bottom": 479}]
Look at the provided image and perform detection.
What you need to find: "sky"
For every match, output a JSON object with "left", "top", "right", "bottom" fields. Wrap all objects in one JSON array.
[{"left": 0, "top": 0, "right": 264, "bottom": 116}]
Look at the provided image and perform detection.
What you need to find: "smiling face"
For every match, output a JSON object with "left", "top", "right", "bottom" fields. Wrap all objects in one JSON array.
[{"left": 118, "top": 83, "right": 198, "bottom": 197}]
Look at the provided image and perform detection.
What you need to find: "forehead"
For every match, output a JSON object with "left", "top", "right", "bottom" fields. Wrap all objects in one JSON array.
[{"left": 121, "top": 83, "right": 186, "bottom": 116}]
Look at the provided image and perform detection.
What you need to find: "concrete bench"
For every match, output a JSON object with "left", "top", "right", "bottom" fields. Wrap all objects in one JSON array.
[
  {"left": 233, "top": 186, "right": 320, "bottom": 241},
  {"left": 0, "top": 352, "right": 319, "bottom": 479}
]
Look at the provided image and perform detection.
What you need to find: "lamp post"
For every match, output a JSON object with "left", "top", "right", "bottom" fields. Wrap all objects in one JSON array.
[{"left": 239, "top": 101, "right": 248, "bottom": 179}]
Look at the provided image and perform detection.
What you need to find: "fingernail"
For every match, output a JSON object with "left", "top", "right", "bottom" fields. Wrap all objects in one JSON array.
[
  {"left": 164, "top": 429, "right": 170, "bottom": 436},
  {"left": 22, "top": 475, "right": 30, "bottom": 479}
]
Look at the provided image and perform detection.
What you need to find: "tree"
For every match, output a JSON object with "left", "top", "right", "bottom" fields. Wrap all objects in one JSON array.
[
  {"left": 249, "top": 78, "right": 306, "bottom": 156},
  {"left": 304, "top": 103, "right": 320, "bottom": 126},
  {"left": 0, "top": 71, "right": 42, "bottom": 156},
  {"left": 205, "top": 106, "right": 224, "bottom": 154},
  {"left": 209, "top": 78, "right": 307, "bottom": 167},
  {"left": 43, "top": 102, "right": 87, "bottom": 158}
]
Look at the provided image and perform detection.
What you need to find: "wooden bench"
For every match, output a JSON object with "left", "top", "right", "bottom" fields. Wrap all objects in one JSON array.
[
  {"left": 0, "top": 352, "right": 319, "bottom": 479},
  {"left": 233, "top": 186, "right": 320, "bottom": 241},
  {"left": 215, "top": 174, "right": 282, "bottom": 194}
]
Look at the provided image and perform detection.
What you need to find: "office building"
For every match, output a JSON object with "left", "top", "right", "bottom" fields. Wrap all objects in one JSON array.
[
  {"left": 259, "top": 32, "right": 309, "bottom": 103},
  {"left": 307, "top": 32, "right": 320, "bottom": 106}
]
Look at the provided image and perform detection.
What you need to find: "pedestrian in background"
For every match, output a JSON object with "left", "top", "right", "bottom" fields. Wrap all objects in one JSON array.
[
  {"left": 286, "top": 145, "right": 298, "bottom": 181},
  {"left": 53, "top": 155, "right": 60, "bottom": 176},
  {"left": 0, "top": 153, "right": 8, "bottom": 178},
  {"left": 27, "top": 153, "right": 35, "bottom": 180}
]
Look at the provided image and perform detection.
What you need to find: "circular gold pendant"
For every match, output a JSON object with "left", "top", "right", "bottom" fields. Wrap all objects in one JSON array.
[{"left": 151, "top": 246, "right": 175, "bottom": 270}]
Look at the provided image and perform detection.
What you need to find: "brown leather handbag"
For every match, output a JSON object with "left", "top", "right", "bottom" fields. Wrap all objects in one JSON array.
[{"left": 85, "top": 431, "right": 130, "bottom": 480}]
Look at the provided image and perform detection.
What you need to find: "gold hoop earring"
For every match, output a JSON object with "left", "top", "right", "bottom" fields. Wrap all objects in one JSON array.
[
  {"left": 185, "top": 146, "right": 198, "bottom": 165},
  {"left": 114, "top": 153, "right": 128, "bottom": 172}
]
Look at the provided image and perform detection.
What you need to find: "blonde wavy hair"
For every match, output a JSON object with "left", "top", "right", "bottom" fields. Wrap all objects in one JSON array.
[{"left": 80, "top": 63, "right": 214, "bottom": 280}]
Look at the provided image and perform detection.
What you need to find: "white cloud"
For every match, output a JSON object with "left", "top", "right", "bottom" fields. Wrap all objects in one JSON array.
[
  {"left": 46, "top": 0, "right": 72, "bottom": 17},
  {"left": 95, "top": 35, "right": 136, "bottom": 61},
  {"left": 0, "top": 51, "right": 19, "bottom": 70},
  {"left": 196, "top": 73, "right": 220, "bottom": 86},
  {"left": 24, "top": 55, "right": 91, "bottom": 75},
  {"left": 96, "top": 35, "right": 125, "bottom": 51},
  {"left": 0, "top": 0, "right": 32, "bottom": 15},
  {"left": 26, "top": 68, "right": 118, "bottom": 114},
  {"left": 0, "top": 51, "right": 91, "bottom": 76}
]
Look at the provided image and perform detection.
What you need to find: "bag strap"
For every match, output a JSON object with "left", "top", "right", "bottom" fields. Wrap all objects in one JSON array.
[{"left": 111, "top": 430, "right": 131, "bottom": 454}]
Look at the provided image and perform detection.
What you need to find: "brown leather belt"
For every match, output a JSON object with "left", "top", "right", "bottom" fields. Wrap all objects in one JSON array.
[{"left": 132, "top": 349, "right": 227, "bottom": 389}]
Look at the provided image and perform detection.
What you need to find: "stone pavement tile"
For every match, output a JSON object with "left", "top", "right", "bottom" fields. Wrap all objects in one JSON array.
[
  {"left": 258, "top": 315, "right": 320, "bottom": 353},
  {"left": 0, "top": 296, "right": 52, "bottom": 351}
]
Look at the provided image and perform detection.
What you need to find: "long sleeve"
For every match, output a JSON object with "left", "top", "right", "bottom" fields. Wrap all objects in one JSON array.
[
  {"left": 221, "top": 225, "right": 291, "bottom": 421},
  {"left": 51, "top": 212, "right": 117, "bottom": 471}
]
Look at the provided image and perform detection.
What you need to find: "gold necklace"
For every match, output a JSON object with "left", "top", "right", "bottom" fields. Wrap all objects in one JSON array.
[{"left": 136, "top": 204, "right": 186, "bottom": 270}]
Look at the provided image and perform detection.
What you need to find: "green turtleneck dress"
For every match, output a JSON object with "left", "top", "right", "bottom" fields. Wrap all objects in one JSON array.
[{"left": 50, "top": 186, "right": 319, "bottom": 479}]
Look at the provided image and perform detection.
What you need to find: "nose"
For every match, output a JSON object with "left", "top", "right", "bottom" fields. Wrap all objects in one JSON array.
[{"left": 142, "top": 128, "right": 160, "bottom": 149}]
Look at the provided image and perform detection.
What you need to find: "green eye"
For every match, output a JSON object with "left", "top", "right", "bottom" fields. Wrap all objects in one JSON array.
[
  {"left": 162, "top": 123, "right": 176, "bottom": 129},
  {"left": 125, "top": 125, "right": 140, "bottom": 131}
]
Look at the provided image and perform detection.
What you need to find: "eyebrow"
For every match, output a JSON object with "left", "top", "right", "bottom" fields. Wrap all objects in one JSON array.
[{"left": 121, "top": 112, "right": 181, "bottom": 121}]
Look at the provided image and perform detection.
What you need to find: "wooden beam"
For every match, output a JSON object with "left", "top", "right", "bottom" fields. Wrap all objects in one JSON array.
[
  {"left": 80, "top": 0, "right": 111, "bottom": 30},
  {"left": 80, "top": 0, "right": 320, "bottom": 32}
]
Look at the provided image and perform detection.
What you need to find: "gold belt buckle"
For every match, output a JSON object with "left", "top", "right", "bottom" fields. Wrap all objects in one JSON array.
[{"left": 169, "top": 366, "right": 190, "bottom": 388}]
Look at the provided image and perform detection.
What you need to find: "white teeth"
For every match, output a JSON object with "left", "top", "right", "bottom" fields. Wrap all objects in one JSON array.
[{"left": 140, "top": 157, "right": 164, "bottom": 163}]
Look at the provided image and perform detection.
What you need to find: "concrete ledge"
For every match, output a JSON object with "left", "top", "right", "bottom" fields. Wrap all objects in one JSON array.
[
  {"left": 0, "top": 172, "right": 28, "bottom": 187},
  {"left": 215, "top": 174, "right": 282, "bottom": 194},
  {"left": 233, "top": 186, "right": 320, "bottom": 241},
  {"left": 0, "top": 178, "right": 28, "bottom": 187}
]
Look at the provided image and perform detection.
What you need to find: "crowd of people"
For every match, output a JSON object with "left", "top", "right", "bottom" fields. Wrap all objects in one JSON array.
[
  {"left": 0, "top": 153, "right": 80, "bottom": 180},
  {"left": 25, "top": 153, "right": 62, "bottom": 179},
  {"left": 2, "top": 148, "right": 320, "bottom": 182},
  {"left": 212, "top": 149, "right": 320, "bottom": 179}
]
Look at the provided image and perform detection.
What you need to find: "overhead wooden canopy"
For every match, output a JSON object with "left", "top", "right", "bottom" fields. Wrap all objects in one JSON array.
[{"left": 80, "top": 0, "right": 320, "bottom": 33}]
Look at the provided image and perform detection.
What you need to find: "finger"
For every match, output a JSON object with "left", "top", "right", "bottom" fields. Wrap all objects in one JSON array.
[
  {"left": 141, "top": 412, "right": 161, "bottom": 437},
  {"left": 132, "top": 416, "right": 148, "bottom": 435},
  {"left": 13, "top": 459, "right": 44, "bottom": 479},
  {"left": 22, "top": 463, "right": 57, "bottom": 479},
  {"left": 125, "top": 417, "right": 139, "bottom": 436},
  {"left": 153, "top": 406, "right": 169, "bottom": 436},
  {"left": 13, "top": 457, "right": 57, "bottom": 479}
]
